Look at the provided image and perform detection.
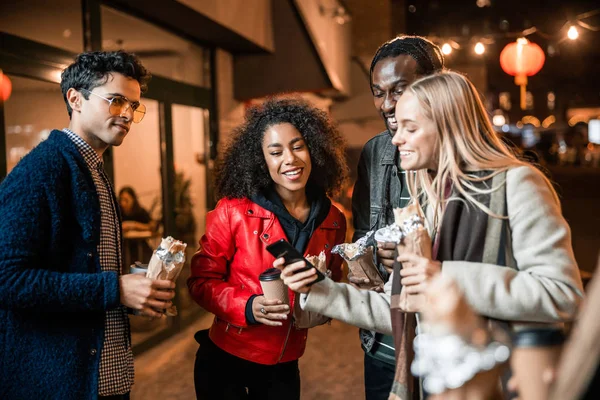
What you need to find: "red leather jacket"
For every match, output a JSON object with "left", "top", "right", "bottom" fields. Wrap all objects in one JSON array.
[{"left": 188, "top": 197, "right": 346, "bottom": 365}]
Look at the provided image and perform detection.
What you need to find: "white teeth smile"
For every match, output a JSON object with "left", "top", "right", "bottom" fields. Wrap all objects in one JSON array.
[
  {"left": 399, "top": 151, "right": 412, "bottom": 156},
  {"left": 283, "top": 169, "right": 301, "bottom": 176}
]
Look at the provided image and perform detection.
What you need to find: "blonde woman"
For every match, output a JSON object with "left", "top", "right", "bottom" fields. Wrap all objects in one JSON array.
[{"left": 277, "top": 71, "right": 584, "bottom": 398}]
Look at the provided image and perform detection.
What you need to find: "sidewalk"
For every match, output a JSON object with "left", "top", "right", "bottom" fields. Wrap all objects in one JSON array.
[{"left": 132, "top": 313, "right": 365, "bottom": 399}]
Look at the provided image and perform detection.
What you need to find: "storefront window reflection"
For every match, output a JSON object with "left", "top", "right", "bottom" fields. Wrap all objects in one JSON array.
[
  {"left": 3, "top": 75, "right": 69, "bottom": 173},
  {"left": 0, "top": 0, "right": 83, "bottom": 53},
  {"left": 101, "top": 6, "right": 211, "bottom": 88},
  {"left": 172, "top": 104, "right": 209, "bottom": 318}
]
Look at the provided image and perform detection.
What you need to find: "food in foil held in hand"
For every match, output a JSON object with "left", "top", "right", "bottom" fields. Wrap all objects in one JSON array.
[
  {"left": 146, "top": 236, "right": 187, "bottom": 316},
  {"left": 331, "top": 230, "right": 373, "bottom": 261},
  {"left": 391, "top": 203, "right": 432, "bottom": 312},
  {"left": 374, "top": 223, "right": 404, "bottom": 244},
  {"left": 410, "top": 276, "right": 510, "bottom": 396},
  {"left": 305, "top": 251, "right": 330, "bottom": 277},
  {"left": 332, "top": 231, "right": 384, "bottom": 290}
]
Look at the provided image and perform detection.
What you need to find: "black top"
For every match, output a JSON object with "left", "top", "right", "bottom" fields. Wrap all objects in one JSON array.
[{"left": 245, "top": 184, "right": 331, "bottom": 324}]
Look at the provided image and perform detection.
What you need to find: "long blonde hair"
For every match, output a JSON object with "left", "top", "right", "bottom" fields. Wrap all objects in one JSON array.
[{"left": 403, "top": 71, "right": 555, "bottom": 226}]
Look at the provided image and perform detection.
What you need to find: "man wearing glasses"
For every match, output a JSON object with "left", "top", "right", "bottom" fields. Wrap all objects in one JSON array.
[{"left": 0, "top": 51, "right": 174, "bottom": 400}]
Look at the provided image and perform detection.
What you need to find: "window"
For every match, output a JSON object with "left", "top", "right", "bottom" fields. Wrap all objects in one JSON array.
[
  {"left": 101, "top": 6, "right": 211, "bottom": 88},
  {"left": 3, "top": 75, "right": 69, "bottom": 173},
  {"left": 0, "top": 0, "right": 83, "bottom": 52}
]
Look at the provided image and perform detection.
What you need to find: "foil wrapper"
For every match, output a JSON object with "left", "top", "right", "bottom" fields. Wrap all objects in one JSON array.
[
  {"left": 402, "top": 214, "right": 425, "bottom": 234},
  {"left": 374, "top": 224, "right": 405, "bottom": 244},
  {"left": 374, "top": 214, "right": 424, "bottom": 244},
  {"left": 333, "top": 231, "right": 384, "bottom": 290},
  {"left": 146, "top": 236, "right": 187, "bottom": 316},
  {"left": 332, "top": 230, "right": 374, "bottom": 261},
  {"left": 411, "top": 276, "right": 510, "bottom": 395}
]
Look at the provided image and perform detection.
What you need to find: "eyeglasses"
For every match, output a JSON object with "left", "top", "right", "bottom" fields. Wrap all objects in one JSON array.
[{"left": 81, "top": 89, "right": 146, "bottom": 123}]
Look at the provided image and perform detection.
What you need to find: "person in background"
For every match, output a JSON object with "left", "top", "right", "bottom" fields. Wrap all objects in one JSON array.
[
  {"left": 188, "top": 97, "right": 348, "bottom": 400},
  {"left": 0, "top": 51, "right": 175, "bottom": 400},
  {"left": 119, "top": 186, "right": 157, "bottom": 264},
  {"left": 119, "top": 186, "right": 157, "bottom": 234},
  {"left": 350, "top": 35, "right": 444, "bottom": 400}
]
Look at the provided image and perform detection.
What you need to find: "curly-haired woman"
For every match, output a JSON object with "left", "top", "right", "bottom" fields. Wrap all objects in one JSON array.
[{"left": 187, "top": 97, "right": 348, "bottom": 399}]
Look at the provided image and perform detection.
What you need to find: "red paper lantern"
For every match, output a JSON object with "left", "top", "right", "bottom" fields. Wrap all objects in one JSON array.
[
  {"left": 0, "top": 70, "right": 12, "bottom": 102},
  {"left": 500, "top": 38, "right": 545, "bottom": 110}
]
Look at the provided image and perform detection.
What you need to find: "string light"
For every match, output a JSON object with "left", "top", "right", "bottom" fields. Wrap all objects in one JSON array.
[
  {"left": 474, "top": 42, "right": 485, "bottom": 55},
  {"left": 427, "top": 8, "right": 598, "bottom": 55},
  {"left": 568, "top": 26, "right": 579, "bottom": 40},
  {"left": 442, "top": 43, "right": 453, "bottom": 55}
]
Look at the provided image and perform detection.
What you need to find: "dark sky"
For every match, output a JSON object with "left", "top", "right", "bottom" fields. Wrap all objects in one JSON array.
[{"left": 406, "top": 0, "right": 599, "bottom": 41}]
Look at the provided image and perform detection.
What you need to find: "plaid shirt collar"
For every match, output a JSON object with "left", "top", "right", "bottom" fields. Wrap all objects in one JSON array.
[{"left": 62, "top": 128, "right": 103, "bottom": 171}]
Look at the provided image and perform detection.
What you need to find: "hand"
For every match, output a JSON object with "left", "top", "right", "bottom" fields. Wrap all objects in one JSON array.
[
  {"left": 120, "top": 274, "right": 175, "bottom": 318},
  {"left": 122, "top": 220, "right": 137, "bottom": 232},
  {"left": 398, "top": 252, "right": 442, "bottom": 295},
  {"left": 376, "top": 242, "right": 396, "bottom": 274},
  {"left": 251, "top": 295, "right": 290, "bottom": 326},
  {"left": 506, "top": 367, "right": 556, "bottom": 400},
  {"left": 274, "top": 257, "right": 318, "bottom": 294}
]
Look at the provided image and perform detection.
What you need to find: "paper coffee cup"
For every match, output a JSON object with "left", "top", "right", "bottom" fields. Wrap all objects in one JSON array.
[
  {"left": 130, "top": 262, "right": 148, "bottom": 276},
  {"left": 129, "top": 263, "right": 148, "bottom": 315},
  {"left": 259, "top": 268, "right": 289, "bottom": 306},
  {"left": 510, "top": 328, "right": 565, "bottom": 400}
]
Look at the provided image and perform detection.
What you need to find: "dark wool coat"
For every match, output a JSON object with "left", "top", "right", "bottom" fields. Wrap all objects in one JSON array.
[{"left": 0, "top": 130, "right": 122, "bottom": 400}]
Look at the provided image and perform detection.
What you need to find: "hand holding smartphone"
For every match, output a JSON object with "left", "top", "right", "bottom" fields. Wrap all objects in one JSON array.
[{"left": 265, "top": 239, "right": 325, "bottom": 285}]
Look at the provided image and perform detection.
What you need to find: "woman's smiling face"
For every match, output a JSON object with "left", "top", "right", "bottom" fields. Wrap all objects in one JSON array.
[
  {"left": 392, "top": 91, "right": 439, "bottom": 171},
  {"left": 262, "top": 122, "right": 312, "bottom": 197}
]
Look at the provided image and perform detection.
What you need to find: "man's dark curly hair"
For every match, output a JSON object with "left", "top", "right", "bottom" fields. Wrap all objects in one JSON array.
[
  {"left": 60, "top": 50, "right": 151, "bottom": 118},
  {"left": 215, "top": 97, "right": 348, "bottom": 200},
  {"left": 370, "top": 35, "right": 445, "bottom": 90}
]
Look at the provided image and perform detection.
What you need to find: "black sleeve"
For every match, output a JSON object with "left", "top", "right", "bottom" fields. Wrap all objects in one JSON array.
[
  {"left": 245, "top": 294, "right": 260, "bottom": 325},
  {"left": 352, "top": 147, "right": 371, "bottom": 242},
  {"left": 137, "top": 208, "right": 152, "bottom": 224}
]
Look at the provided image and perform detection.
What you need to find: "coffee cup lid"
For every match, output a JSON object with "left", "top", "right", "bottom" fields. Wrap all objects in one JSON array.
[
  {"left": 259, "top": 267, "right": 281, "bottom": 282},
  {"left": 130, "top": 263, "right": 148, "bottom": 275},
  {"left": 512, "top": 328, "right": 566, "bottom": 348}
]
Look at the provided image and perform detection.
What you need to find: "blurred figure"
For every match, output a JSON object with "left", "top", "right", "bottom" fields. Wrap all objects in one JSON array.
[
  {"left": 119, "top": 186, "right": 157, "bottom": 263},
  {"left": 119, "top": 186, "right": 157, "bottom": 233},
  {"left": 187, "top": 98, "right": 347, "bottom": 400}
]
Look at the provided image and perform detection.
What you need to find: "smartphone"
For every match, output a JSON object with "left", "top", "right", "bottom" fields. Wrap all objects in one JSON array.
[{"left": 265, "top": 239, "right": 325, "bottom": 284}]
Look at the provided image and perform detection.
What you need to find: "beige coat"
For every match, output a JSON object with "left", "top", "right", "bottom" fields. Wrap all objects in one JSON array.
[{"left": 301, "top": 165, "right": 584, "bottom": 330}]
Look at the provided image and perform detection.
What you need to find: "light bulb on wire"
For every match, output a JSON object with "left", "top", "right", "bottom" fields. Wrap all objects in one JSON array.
[
  {"left": 567, "top": 26, "right": 579, "bottom": 40},
  {"left": 442, "top": 43, "right": 453, "bottom": 55}
]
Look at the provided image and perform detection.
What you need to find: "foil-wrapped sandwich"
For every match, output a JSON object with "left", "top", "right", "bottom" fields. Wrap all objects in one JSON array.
[
  {"left": 332, "top": 232, "right": 384, "bottom": 290},
  {"left": 146, "top": 236, "right": 187, "bottom": 316},
  {"left": 305, "top": 251, "right": 329, "bottom": 277},
  {"left": 375, "top": 203, "right": 432, "bottom": 312},
  {"left": 293, "top": 251, "right": 332, "bottom": 329}
]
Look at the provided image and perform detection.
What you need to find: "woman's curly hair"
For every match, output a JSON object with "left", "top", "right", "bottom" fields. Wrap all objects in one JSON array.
[{"left": 215, "top": 97, "right": 348, "bottom": 199}]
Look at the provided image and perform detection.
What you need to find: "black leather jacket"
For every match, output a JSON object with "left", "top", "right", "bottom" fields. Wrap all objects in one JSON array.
[{"left": 351, "top": 130, "right": 410, "bottom": 352}]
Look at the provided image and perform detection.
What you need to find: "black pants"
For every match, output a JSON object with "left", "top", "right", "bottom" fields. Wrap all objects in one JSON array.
[
  {"left": 364, "top": 354, "right": 395, "bottom": 400},
  {"left": 194, "top": 330, "right": 300, "bottom": 400},
  {"left": 99, "top": 394, "right": 130, "bottom": 400}
]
